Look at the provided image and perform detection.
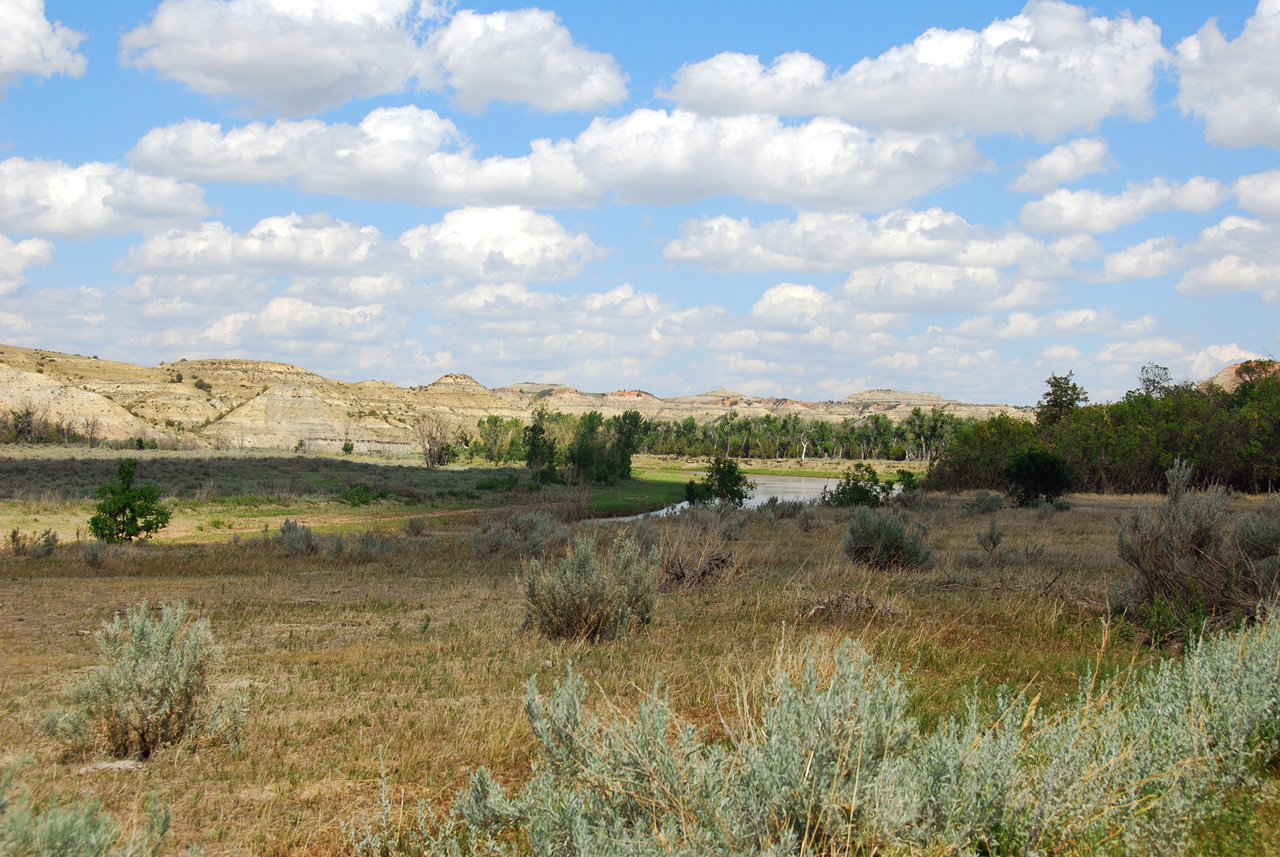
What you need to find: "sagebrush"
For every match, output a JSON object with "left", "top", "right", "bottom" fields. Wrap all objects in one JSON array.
[
  {"left": 371, "top": 614, "right": 1280, "bottom": 856},
  {"left": 520, "top": 535, "right": 658, "bottom": 642},
  {"left": 41, "top": 602, "right": 243, "bottom": 760}
]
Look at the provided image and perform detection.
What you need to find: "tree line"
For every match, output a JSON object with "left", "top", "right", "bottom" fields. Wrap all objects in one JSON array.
[
  {"left": 472, "top": 407, "right": 968, "bottom": 469},
  {"left": 929, "top": 361, "right": 1280, "bottom": 494}
]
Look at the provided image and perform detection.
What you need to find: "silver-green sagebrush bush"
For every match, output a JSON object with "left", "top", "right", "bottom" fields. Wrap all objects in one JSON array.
[
  {"left": 41, "top": 602, "right": 244, "bottom": 760},
  {"left": 520, "top": 535, "right": 657, "bottom": 642},
  {"left": 365, "top": 612, "right": 1280, "bottom": 856},
  {"left": 0, "top": 764, "right": 170, "bottom": 856},
  {"left": 1116, "top": 460, "right": 1280, "bottom": 638},
  {"left": 843, "top": 506, "right": 931, "bottom": 570}
]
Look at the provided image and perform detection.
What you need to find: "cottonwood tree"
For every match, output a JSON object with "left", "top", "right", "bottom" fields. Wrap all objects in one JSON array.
[{"left": 411, "top": 412, "right": 458, "bottom": 468}]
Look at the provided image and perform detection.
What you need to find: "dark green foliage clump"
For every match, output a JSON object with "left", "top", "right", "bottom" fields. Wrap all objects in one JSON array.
[
  {"left": 820, "top": 463, "right": 889, "bottom": 507},
  {"left": 340, "top": 482, "right": 383, "bottom": 506},
  {"left": 844, "top": 507, "right": 931, "bottom": 569},
  {"left": 686, "top": 457, "right": 754, "bottom": 507},
  {"left": 87, "top": 459, "right": 171, "bottom": 543},
  {"left": 932, "top": 362, "right": 1280, "bottom": 495},
  {"left": 1005, "top": 448, "right": 1072, "bottom": 506},
  {"left": 475, "top": 474, "right": 519, "bottom": 491}
]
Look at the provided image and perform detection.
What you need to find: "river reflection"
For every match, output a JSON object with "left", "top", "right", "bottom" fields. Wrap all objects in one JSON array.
[{"left": 606, "top": 472, "right": 842, "bottom": 522}]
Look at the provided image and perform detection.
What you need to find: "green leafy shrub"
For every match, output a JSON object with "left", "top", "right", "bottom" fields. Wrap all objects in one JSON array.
[
  {"left": 821, "top": 463, "right": 889, "bottom": 507},
  {"left": 520, "top": 535, "right": 657, "bottom": 642},
  {"left": 844, "top": 507, "right": 931, "bottom": 569},
  {"left": 87, "top": 459, "right": 171, "bottom": 544},
  {"left": 342, "top": 440, "right": 354, "bottom": 455},
  {"left": 1005, "top": 447, "right": 1072, "bottom": 506},
  {"left": 685, "top": 457, "right": 754, "bottom": 508},
  {"left": 0, "top": 765, "right": 170, "bottom": 857},
  {"left": 475, "top": 474, "right": 519, "bottom": 491},
  {"left": 340, "top": 483, "right": 380, "bottom": 506},
  {"left": 41, "top": 602, "right": 243, "bottom": 760}
]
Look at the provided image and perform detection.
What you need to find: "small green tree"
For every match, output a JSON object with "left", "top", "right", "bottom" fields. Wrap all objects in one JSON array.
[
  {"left": 87, "top": 459, "right": 171, "bottom": 544},
  {"left": 686, "top": 457, "right": 754, "bottom": 507},
  {"left": 1035, "top": 371, "right": 1089, "bottom": 427}
]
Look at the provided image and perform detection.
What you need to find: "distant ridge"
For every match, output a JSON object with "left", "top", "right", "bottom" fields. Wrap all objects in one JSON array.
[{"left": 0, "top": 341, "right": 1036, "bottom": 453}]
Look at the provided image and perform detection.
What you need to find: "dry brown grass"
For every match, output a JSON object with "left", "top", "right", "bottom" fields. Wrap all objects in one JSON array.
[{"left": 0, "top": 490, "right": 1274, "bottom": 854}]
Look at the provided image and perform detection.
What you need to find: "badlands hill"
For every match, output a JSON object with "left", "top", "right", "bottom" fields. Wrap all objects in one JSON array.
[{"left": 0, "top": 343, "right": 1031, "bottom": 453}]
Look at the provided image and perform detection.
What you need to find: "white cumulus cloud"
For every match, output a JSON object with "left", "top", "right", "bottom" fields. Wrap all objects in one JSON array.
[
  {"left": 0, "top": 0, "right": 86, "bottom": 94},
  {"left": 1234, "top": 168, "right": 1280, "bottom": 219},
  {"left": 662, "top": 1, "right": 1169, "bottom": 140},
  {"left": 0, "top": 158, "right": 211, "bottom": 238},
  {"left": 120, "top": 0, "right": 625, "bottom": 115},
  {"left": 839, "top": 261, "right": 1054, "bottom": 313},
  {"left": 1102, "top": 235, "right": 1186, "bottom": 280},
  {"left": 663, "top": 208, "right": 1069, "bottom": 274},
  {"left": 426, "top": 9, "right": 626, "bottom": 112},
  {"left": 1177, "top": 0, "right": 1280, "bottom": 148},
  {"left": 1020, "top": 177, "right": 1229, "bottom": 233},
  {"left": 1010, "top": 138, "right": 1111, "bottom": 192},
  {"left": 400, "top": 206, "right": 602, "bottom": 282},
  {"left": 124, "top": 206, "right": 601, "bottom": 284},
  {"left": 125, "top": 214, "right": 384, "bottom": 274},
  {"left": 0, "top": 232, "right": 54, "bottom": 293},
  {"left": 1177, "top": 215, "right": 1280, "bottom": 303},
  {"left": 131, "top": 108, "right": 985, "bottom": 210}
]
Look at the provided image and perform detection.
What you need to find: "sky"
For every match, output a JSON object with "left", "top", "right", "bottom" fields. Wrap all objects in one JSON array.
[{"left": 0, "top": 1, "right": 1277, "bottom": 405}]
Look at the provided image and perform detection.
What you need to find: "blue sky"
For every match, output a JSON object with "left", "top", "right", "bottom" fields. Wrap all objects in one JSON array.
[{"left": 0, "top": 0, "right": 1276, "bottom": 405}]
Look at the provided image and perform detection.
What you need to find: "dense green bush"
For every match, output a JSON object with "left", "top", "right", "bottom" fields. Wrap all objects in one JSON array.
[
  {"left": 87, "top": 459, "right": 171, "bottom": 544},
  {"left": 1005, "top": 447, "right": 1072, "bottom": 506},
  {"left": 685, "top": 457, "right": 754, "bottom": 507},
  {"left": 520, "top": 535, "right": 657, "bottom": 642},
  {"left": 844, "top": 507, "right": 931, "bottom": 569},
  {"left": 820, "top": 463, "right": 889, "bottom": 507},
  {"left": 41, "top": 602, "right": 243, "bottom": 760}
]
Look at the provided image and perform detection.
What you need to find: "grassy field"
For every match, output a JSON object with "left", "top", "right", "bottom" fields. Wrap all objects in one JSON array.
[{"left": 0, "top": 451, "right": 1276, "bottom": 855}]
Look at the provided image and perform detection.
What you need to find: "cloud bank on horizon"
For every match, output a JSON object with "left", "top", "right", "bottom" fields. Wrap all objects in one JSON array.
[{"left": 0, "top": 0, "right": 1276, "bottom": 404}]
